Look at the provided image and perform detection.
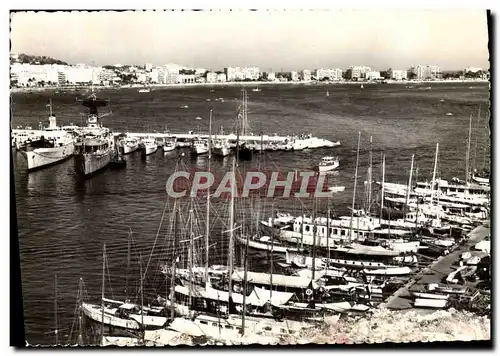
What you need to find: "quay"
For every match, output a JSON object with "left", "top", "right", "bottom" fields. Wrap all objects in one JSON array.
[
  {"left": 11, "top": 129, "right": 339, "bottom": 150},
  {"left": 380, "top": 223, "right": 490, "bottom": 311}
]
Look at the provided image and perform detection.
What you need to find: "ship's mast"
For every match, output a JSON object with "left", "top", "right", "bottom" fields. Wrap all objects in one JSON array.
[
  {"left": 349, "top": 132, "right": 361, "bottom": 242},
  {"left": 430, "top": 143, "right": 439, "bottom": 205},
  {"left": 204, "top": 109, "right": 212, "bottom": 287}
]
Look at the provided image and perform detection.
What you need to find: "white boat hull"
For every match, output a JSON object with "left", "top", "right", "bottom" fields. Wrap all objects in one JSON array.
[
  {"left": 414, "top": 298, "right": 448, "bottom": 308},
  {"left": 212, "top": 146, "right": 231, "bottom": 157},
  {"left": 122, "top": 143, "right": 139, "bottom": 154},
  {"left": 191, "top": 146, "right": 209, "bottom": 155},
  {"left": 142, "top": 144, "right": 158, "bottom": 155},
  {"left": 163, "top": 145, "right": 176, "bottom": 152},
  {"left": 20, "top": 142, "right": 74, "bottom": 170},
  {"left": 318, "top": 162, "right": 339, "bottom": 172}
]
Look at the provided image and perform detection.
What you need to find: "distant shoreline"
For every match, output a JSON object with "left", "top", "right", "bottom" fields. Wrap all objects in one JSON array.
[{"left": 10, "top": 78, "right": 489, "bottom": 94}]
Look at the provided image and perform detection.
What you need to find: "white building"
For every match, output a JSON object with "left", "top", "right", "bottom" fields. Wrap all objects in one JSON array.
[
  {"left": 390, "top": 69, "right": 408, "bottom": 81},
  {"left": 206, "top": 72, "right": 217, "bottom": 83},
  {"left": 464, "top": 67, "right": 483, "bottom": 73},
  {"left": 291, "top": 71, "right": 299, "bottom": 81},
  {"left": 265, "top": 72, "right": 276, "bottom": 81},
  {"left": 243, "top": 67, "right": 260, "bottom": 80},
  {"left": 365, "top": 71, "right": 381, "bottom": 80},
  {"left": 302, "top": 69, "right": 312, "bottom": 82},
  {"left": 216, "top": 73, "right": 227, "bottom": 82},
  {"left": 315, "top": 68, "right": 343, "bottom": 81},
  {"left": 347, "top": 66, "right": 371, "bottom": 80},
  {"left": 224, "top": 67, "right": 237, "bottom": 82},
  {"left": 412, "top": 65, "right": 440, "bottom": 80}
]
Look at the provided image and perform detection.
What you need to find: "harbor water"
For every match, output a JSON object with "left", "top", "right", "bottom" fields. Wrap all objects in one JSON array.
[{"left": 11, "top": 82, "right": 490, "bottom": 344}]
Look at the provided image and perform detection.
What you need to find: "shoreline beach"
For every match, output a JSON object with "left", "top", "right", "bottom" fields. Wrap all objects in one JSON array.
[{"left": 9, "top": 78, "right": 489, "bottom": 94}]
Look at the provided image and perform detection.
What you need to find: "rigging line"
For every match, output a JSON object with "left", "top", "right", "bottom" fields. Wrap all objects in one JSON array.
[
  {"left": 142, "top": 198, "right": 170, "bottom": 281},
  {"left": 103, "top": 253, "right": 115, "bottom": 300}
]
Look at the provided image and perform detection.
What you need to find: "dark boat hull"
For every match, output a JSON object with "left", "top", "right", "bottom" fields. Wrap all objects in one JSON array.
[{"left": 74, "top": 151, "right": 111, "bottom": 177}]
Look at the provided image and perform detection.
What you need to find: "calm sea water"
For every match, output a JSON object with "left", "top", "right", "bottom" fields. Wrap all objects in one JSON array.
[{"left": 12, "top": 82, "right": 490, "bottom": 345}]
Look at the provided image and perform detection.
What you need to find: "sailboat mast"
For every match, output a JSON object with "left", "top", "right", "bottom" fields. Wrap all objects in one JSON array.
[
  {"left": 326, "top": 198, "right": 330, "bottom": 268},
  {"left": 404, "top": 155, "right": 415, "bottom": 221},
  {"left": 466, "top": 114, "right": 473, "bottom": 184},
  {"left": 311, "top": 196, "right": 317, "bottom": 281},
  {"left": 100, "top": 243, "right": 106, "bottom": 343},
  {"left": 139, "top": 253, "right": 144, "bottom": 344},
  {"left": 126, "top": 229, "right": 131, "bottom": 299},
  {"left": 205, "top": 109, "right": 212, "bottom": 286},
  {"left": 380, "top": 154, "right": 386, "bottom": 223},
  {"left": 430, "top": 143, "right": 439, "bottom": 205},
  {"left": 367, "top": 135, "right": 373, "bottom": 214},
  {"left": 472, "top": 106, "right": 481, "bottom": 173},
  {"left": 228, "top": 157, "right": 236, "bottom": 300},
  {"left": 188, "top": 208, "right": 194, "bottom": 316},
  {"left": 241, "top": 226, "right": 250, "bottom": 335},
  {"left": 54, "top": 274, "right": 58, "bottom": 345},
  {"left": 270, "top": 204, "right": 275, "bottom": 299},
  {"left": 77, "top": 278, "right": 83, "bottom": 345},
  {"left": 349, "top": 132, "right": 361, "bottom": 242},
  {"left": 48, "top": 98, "right": 53, "bottom": 117}
]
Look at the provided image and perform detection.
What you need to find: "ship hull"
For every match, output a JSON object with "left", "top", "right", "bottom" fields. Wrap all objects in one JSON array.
[
  {"left": 141, "top": 145, "right": 158, "bottom": 156},
  {"left": 122, "top": 143, "right": 139, "bottom": 155},
  {"left": 212, "top": 146, "right": 231, "bottom": 157},
  {"left": 20, "top": 142, "right": 75, "bottom": 171},
  {"left": 74, "top": 151, "right": 111, "bottom": 177},
  {"left": 190, "top": 146, "right": 209, "bottom": 155}
]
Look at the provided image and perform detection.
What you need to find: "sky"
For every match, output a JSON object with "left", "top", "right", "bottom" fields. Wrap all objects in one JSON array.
[{"left": 10, "top": 9, "right": 490, "bottom": 71}]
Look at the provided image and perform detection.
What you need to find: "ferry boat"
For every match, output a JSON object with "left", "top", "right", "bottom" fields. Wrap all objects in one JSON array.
[
  {"left": 140, "top": 137, "right": 158, "bottom": 156},
  {"left": 73, "top": 93, "right": 114, "bottom": 177},
  {"left": 19, "top": 101, "right": 75, "bottom": 171},
  {"left": 318, "top": 156, "right": 339, "bottom": 172}
]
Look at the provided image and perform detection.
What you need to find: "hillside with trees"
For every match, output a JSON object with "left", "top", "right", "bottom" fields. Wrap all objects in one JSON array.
[{"left": 12, "top": 53, "right": 68, "bottom": 65}]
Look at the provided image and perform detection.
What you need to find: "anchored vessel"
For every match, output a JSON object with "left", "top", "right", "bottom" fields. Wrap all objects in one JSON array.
[
  {"left": 74, "top": 93, "right": 114, "bottom": 177},
  {"left": 140, "top": 137, "right": 158, "bottom": 156},
  {"left": 119, "top": 136, "right": 140, "bottom": 154},
  {"left": 20, "top": 100, "right": 75, "bottom": 171},
  {"left": 318, "top": 156, "right": 340, "bottom": 172}
]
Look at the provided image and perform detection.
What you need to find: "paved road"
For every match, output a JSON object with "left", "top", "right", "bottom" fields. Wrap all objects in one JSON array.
[{"left": 380, "top": 224, "right": 490, "bottom": 310}]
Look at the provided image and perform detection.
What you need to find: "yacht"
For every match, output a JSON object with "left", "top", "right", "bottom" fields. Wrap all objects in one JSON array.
[
  {"left": 318, "top": 156, "right": 339, "bottom": 172},
  {"left": 211, "top": 138, "right": 231, "bottom": 157},
  {"left": 119, "top": 136, "right": 140, "bottom": 154},
  {"left": 163, "top": 138, "right": 177, "bottom": 152},
  {"left": 20, "top": 101, "right": 75, "bottom": 171},
  {"left": 190, "top": 138, "right": 209, "bottom": 155},
  {"left": 140, "top": 137, "right": 158, "bottom": 156}
]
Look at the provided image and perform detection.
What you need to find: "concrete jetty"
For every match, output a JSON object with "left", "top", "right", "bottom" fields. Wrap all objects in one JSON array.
[
  {"left": 11, "top": 128, "right": 340, "bottom": 151},
  {"left": 380, "top": 223, "right": 490, "bottom": 311}
]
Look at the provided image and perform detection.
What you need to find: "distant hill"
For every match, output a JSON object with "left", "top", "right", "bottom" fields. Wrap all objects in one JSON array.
[{"left": 11, "top": 53, "right": 68, "bottom": 66}]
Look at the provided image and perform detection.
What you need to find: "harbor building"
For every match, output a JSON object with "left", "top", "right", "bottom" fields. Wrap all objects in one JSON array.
[
  {"left": 411, "top": 65, "right": 441, "bottom": 80},
  {"left": 302, "top": 69, "right": 312, "bottom": 82},
  {"left": 365, "top": 71, "right": 382, "bottom": 80},
  {"left": 291, "top": 71, "right": 299, "bottom": 81},
  {"left": 206, "top": 72, "right": 218, "bottom": 83},
  {"left": 390, "top": 69, "right": 408, "bottom": 81}
]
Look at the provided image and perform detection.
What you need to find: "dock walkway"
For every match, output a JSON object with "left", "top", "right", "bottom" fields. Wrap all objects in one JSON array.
[{"left": 380, "top": 224, "right": 490, "bottom": 311}]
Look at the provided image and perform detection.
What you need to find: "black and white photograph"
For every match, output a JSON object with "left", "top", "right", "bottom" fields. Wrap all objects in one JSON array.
[{"left": 9, "top": 8, "right": 492, "bottom": 347}]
